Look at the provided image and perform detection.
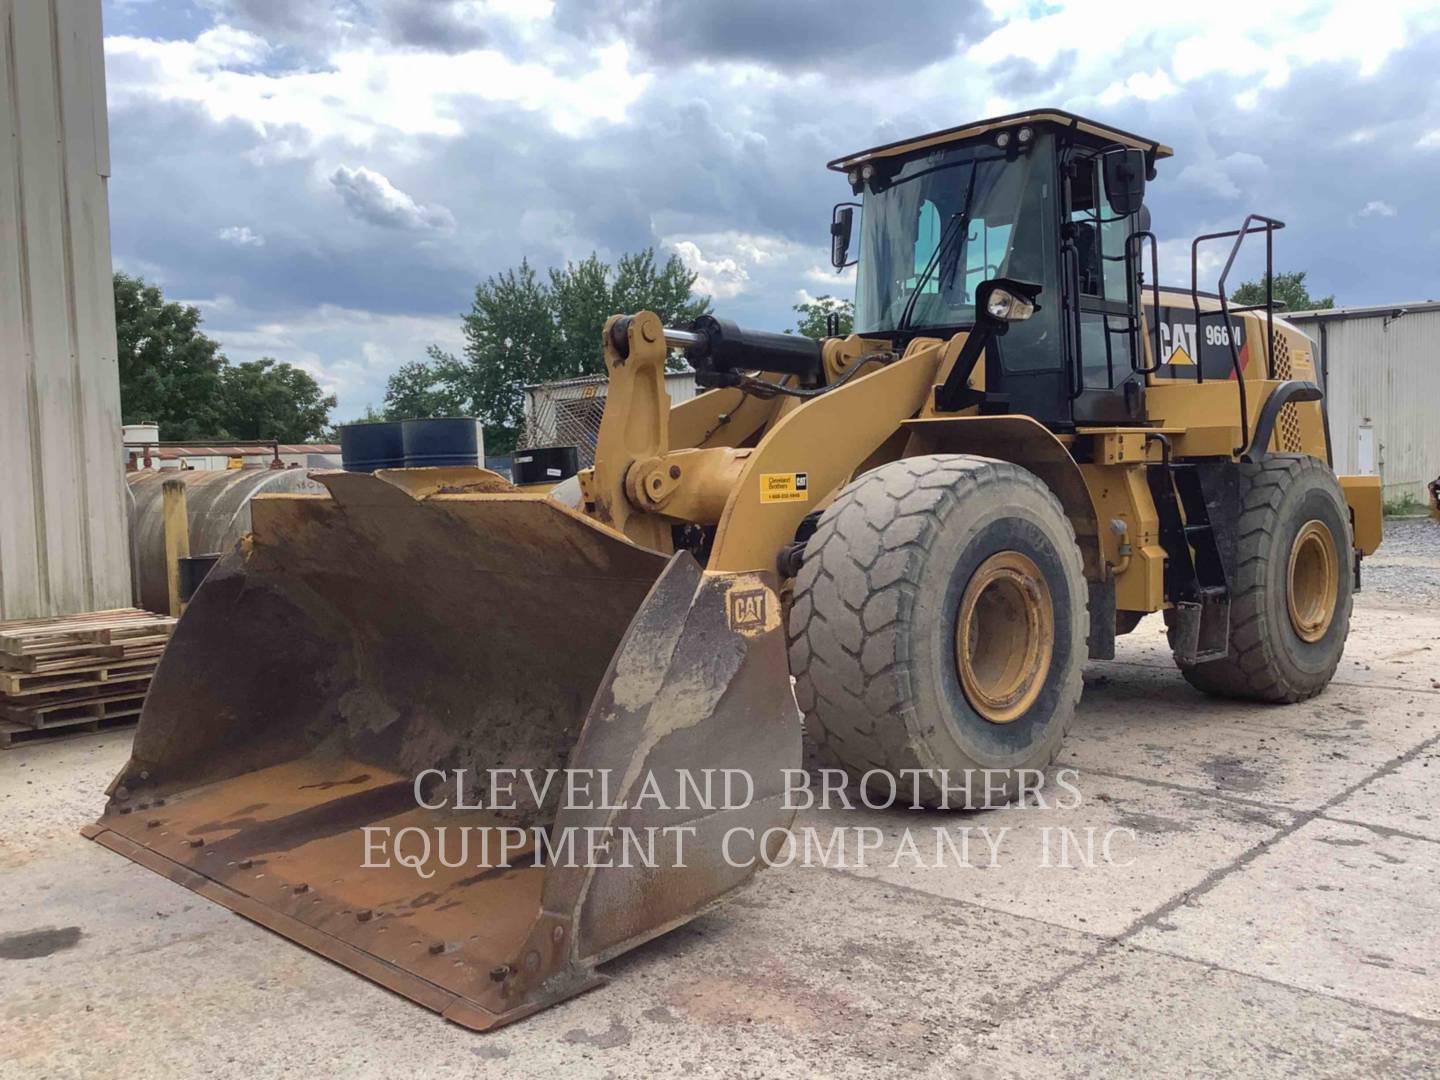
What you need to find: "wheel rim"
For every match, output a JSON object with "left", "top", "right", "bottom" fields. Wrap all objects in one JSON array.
[
  {"left": 955, "top": 551, "right": 1054, "bottom": 724},
  {"left": 1287, "top": 519, "right": 1338, "bottom": 642}
]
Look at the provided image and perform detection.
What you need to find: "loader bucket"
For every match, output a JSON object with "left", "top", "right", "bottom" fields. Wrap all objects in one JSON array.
[{"left": 86, "top": 468, "right": 799, "bottom": 1030}]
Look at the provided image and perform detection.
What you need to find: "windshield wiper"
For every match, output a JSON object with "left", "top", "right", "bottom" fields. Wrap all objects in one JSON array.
[{"left": 896, "top": 163, "right": 979, "bottom": 334}]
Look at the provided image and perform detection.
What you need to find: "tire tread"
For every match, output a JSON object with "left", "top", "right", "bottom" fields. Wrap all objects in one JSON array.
[
  {"left": 788, "top": 454, "right": 1087, "bottom": 804},
  {"left": 1173, "top": 454, "right": 1352, "bottom": 703}
]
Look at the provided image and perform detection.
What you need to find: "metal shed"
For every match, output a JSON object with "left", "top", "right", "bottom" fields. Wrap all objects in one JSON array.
[
  {"left": 1286, "top": 301, "right": 1440, "bottom": 504},
  {"left": 0, "top": 0, "right": 129, "bottom": 620}
]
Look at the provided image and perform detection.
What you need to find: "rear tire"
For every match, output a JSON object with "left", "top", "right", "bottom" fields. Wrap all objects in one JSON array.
[
  {"left": 1170, "top": 454, "right": 1353, "bottom": 702},
  {"left": 787, "top": 455, "right": 1088, "bottom": 808}
]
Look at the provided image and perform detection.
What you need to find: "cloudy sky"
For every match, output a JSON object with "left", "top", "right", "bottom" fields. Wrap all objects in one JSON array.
[{"left": 102, "top": 0, "right": 1440, "bottom": 420}]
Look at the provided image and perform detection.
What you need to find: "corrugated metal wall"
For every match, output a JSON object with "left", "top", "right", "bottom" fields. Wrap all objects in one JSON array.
[
  {"left": 1289, "top": 308, "right": 1440, "bottom": 501},
  {"left": 0, "top": 0, "right": 130, "bottom": 619}
]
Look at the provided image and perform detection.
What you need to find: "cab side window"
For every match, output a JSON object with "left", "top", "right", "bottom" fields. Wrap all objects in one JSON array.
[
  {"left": 1068, "top": 156, "right": 1133, "bottom": 388},
  {"left": 1069, "top": 163, "right": 1103, "bottom": 296}
]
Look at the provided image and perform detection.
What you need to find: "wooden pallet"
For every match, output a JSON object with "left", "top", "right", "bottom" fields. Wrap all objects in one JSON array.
[
  {"left": 0, "top": 658, "right": 158, "bottom": 697},
  {"left": 0, "top": 713, "right": 139, "bottom": 748},
  {"left": 1, "top": 642, "right": 166, "bottom": 675},
  {"left": 1, "top": 687, "right": 148, "bottom": 727},
  {"left": 0, "top": 609, "right": 174, "bottom": 670},
  {"left": 0, "top": 609, "right": 167, "bottom": 744}
]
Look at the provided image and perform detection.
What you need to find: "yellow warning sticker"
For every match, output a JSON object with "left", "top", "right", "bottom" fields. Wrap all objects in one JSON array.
[
  {"left": 1168, "top": 345, "right": 1195, "bottom": 366},
  {"left": 760, "top": 472, "right": 809, "bottom": 503}
]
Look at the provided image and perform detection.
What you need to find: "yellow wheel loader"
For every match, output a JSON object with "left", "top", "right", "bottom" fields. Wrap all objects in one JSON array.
[{"left": 88, "top": 109, "right": 1383, "bottom": 1030}]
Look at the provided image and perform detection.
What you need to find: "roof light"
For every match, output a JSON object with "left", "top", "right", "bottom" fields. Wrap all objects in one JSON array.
[
  {"left": 1017, "top": 126, "right": 1034, "bottom": 144},
  {"left": 995, "top": 131, "right": 1011, "bottom": 148},
  {"left": 860, "top": 162, "right": 877, "bottom": 182},
  {"left": 847, "top": 168, "right": 861, "bottom": 186}
]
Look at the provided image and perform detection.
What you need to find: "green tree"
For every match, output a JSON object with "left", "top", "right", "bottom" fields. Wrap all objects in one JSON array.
[
  {"left": 113, "top": 271, "right": 226, "bottom": 438},
  {"left": 114, "top": 272, "right": 337, "bottom": 441},
  {"left": 1231, "top": 271, "right": 1334, "bottom": 313},
  {"left": 217, "top": 358, "right": 336, "bottom": 442},
  {"left": 791, "top": 295, "right": 855, "bottom": 339},
  {"left": 395, "top": 248, "right": 711, "bottom": 454},
  {"left": 383, "top": 359, "right": 467, "bottom": 419}
]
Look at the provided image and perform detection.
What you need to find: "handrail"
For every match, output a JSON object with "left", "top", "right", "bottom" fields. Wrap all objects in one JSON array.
[
  {"left": 1126, "top": 229, "right": 1162, "bottom": 373},
  {"left": 1189, "top": 214, "right": 1285, "bottom": 455}
]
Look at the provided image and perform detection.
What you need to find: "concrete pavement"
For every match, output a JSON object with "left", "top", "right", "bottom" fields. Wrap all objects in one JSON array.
[{"left": 2, "top": 531, "right": 1438, "bottom": 1078}]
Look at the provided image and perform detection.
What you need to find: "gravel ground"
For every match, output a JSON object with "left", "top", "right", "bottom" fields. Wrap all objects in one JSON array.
[{"left": 1360, "top": 517, "right": 1440, "bottom": 606}]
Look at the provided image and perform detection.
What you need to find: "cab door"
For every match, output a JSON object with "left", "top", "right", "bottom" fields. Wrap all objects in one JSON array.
[{"left": 1064, "top": 155, "right": 1145, "bottom": 424}]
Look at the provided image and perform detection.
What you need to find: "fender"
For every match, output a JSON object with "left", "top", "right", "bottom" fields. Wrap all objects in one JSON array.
[
  {"left": 900, "top": 414, "right": 1102, "bottom": 581},
  {"left": 1242, "top": 379, "right": 1323, "bottom": 464},
  {"left": 708, "top": 340, "right": 947, "bottom": 573}
]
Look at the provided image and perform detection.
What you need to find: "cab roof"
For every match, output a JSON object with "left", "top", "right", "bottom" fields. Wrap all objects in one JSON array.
[{"left": 827, "top": 109, "right": 1174, "bottom": 172}]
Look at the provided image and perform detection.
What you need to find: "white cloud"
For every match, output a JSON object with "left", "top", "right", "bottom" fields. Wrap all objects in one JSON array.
[
  {"left": 200, "top": 301, "right": 466, "bottom": 417},
  {"left": 1358, "top": 200, "right": 1397, "bottom": 218},
  {"left": 217, "top": 224, "right": 264, "bottom": 247},
  {"left": 669, "top": 239, "right": 749, "bottom": 299},
  {"left": 667, "top": 232, "right": 831, "bottom": 302},
  {"left": 104, "top": 30, "right": 650, "bottom": 148},
  {"left": 1097, "top": 69, "right": 1177, "bottom": 105},
  {"left": 329, "top": 165, "right": 456, "bottom": 231},
  {"left": 1175, "top": 151, "right": 1267, "bottom": 200},
  {"left": 974, "top": 0, "right": 1439, "bottom": 103}
]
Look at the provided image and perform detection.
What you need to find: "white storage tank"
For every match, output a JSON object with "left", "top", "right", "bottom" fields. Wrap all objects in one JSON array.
[{"left": 126, "top": 468, "right": 325, "bottom": 615}]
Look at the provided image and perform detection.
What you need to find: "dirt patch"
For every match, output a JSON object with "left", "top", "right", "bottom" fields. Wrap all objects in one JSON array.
[
  {"left": 561, "top": 1016, "right": 631, "bottom": 1049},
  {"left": 1201, "top": 755, "right": 1266, "bottom": 793},
  {"left": 0, "top": 925, "right": 82, "bottom": 960}
]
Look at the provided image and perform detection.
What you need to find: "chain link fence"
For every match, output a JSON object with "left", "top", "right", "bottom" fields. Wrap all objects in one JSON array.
[
  {"left": 518, "top": 372, "right": 699, "bottom": 468},
  {"left": 517, "top": 376, "right": 610, "bottom": 468}
]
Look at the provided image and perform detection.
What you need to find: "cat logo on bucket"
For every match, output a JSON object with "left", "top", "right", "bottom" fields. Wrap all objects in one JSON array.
[
  {"left": 728, "top": 588, "right": 768, "bottom": 633},
  {"left": 760, "top": 472, "right": 808, "bottom": 503}
]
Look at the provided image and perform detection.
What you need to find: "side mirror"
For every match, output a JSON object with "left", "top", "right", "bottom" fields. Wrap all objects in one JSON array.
[
  {"left": 831, "top": 203, "right": 857, "bottom": 269},
  {"left": 1102, "top": 148, "right": 1147, "bottom": 216},
  {"left": 975, "top": 278, "right": 1042, "bottom": 333}
]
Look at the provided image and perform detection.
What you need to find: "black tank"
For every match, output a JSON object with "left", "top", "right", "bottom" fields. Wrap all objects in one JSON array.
[
  {"left": 340, "top": 420, "right": 404, "bottom": 473},
  {"left": 512, "top": 445, "right": 580, "bottom": 485},
  {"left": 402, "top": 418, "right": 484, "bottom": 469}
]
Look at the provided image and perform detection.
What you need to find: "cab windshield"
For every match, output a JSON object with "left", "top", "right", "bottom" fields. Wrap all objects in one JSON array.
[{"left": 853, "top": 137, "right": 1056, "bottom": 335}]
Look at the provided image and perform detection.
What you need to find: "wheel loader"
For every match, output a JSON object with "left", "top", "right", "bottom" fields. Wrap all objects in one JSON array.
[{"left": 87, "top": 109, "right": 1383, "bottom": 1030}]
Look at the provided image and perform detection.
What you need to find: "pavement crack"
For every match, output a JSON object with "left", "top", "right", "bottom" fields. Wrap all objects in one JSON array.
[
  {"left": 1072, "top": 765, "right": 1302, "bottom": 817},
  {"left": 1114, "top": 729, "right": 1440, "bottom": 943}
]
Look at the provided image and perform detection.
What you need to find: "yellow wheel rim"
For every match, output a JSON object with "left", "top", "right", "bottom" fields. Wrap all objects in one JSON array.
[
  {"left": 955, "top": 551, "right": 1054, "bottom": 724},
  {"left": 1287, "top": 519, "right": 1339, "bottom": 643}
]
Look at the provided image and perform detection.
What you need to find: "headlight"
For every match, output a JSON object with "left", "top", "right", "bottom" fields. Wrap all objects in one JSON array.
[
  {"left": 847, "top": 168, "right": 860, "bottom": 186},
  {"left": 1017, "top": 126, "right": 1034, "bottom": 144},
  {"left": 860, "top": 162, "right": 877, "bottom": 181},
  {"left": 995, "top": 130, "right": 1011, "bottom": 148},
  {"left": 985, "top": 288, "right": 1036, "bottom": 322}
]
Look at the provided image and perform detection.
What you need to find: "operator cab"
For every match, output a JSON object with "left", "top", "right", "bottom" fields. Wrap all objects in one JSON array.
[{"left": 828, "top": 110, "right": 1172, "bottom": 430}]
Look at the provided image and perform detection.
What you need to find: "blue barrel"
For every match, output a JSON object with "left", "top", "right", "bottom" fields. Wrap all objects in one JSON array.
[
  {"left": 402, "top": 418, "right": 483, "bottom": 469},
  {"left": 340, "top": 421, "right": 404, "bottom": 473}
]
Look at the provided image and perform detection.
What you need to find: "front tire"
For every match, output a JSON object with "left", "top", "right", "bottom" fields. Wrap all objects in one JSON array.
[
  {"left": 787, "top": 455, "right": 1088, "bottom": 808},
  {"left": 1171, "top": 454, "right": 1353, "bottom": 702}
]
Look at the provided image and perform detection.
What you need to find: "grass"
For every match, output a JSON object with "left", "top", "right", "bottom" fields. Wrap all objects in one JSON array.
[{"left": 1383, "top": 493, "right": 1425, "bottom": 517}]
